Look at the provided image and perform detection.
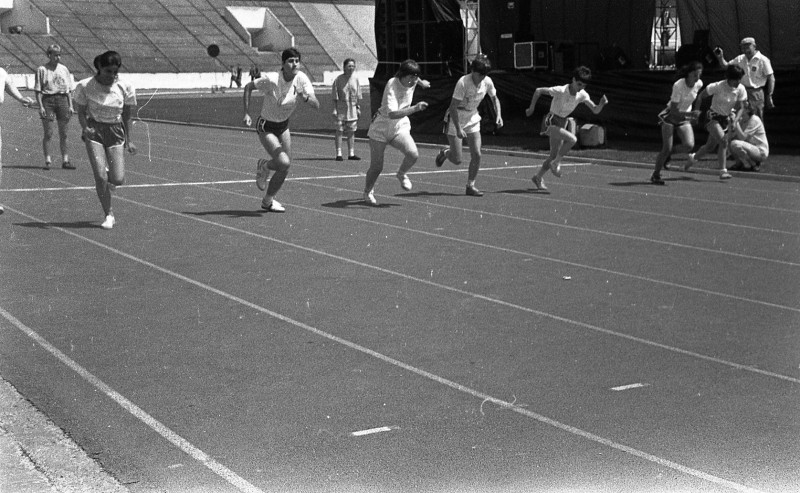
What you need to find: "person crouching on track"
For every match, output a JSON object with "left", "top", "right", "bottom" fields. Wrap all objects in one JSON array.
[
  {"left": 434, "top": 54, "right": 503, "bottom": 197},
  {"left": 363, "top": 59, "right": 430, "bottom": 206},
  {"left": 243, "top": 48, "right": 320, "bottom": 213},
  {"left": 73, "top": 51, "right": 137, "bottom": 230},
  {"left": 686, "top": 64, "right": 747, "bottom": 180},
  {"left": 525, "top": 66, "right": 608, "bottom": 191}
]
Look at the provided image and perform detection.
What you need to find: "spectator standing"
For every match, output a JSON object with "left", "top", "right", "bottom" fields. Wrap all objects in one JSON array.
[
  {"left": 35, "top": 43, "right": 75, "bottom": 170},
  {"left": 0, "top": 68, "right": 36, "bottom": 215},
  {"left": 714, "top": 37, "right": 774, "bottom": 120},
  {"left": 331, "top": 58, "right": 362, "bottom": 161}
]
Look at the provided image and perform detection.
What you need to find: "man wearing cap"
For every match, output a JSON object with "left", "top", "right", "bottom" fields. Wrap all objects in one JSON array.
[{"left": 714, "top": 37, "right": 775, "bottom": 120}]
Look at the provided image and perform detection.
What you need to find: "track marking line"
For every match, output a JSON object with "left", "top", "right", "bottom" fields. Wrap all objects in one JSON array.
[
  {"left": 350, "top": 426, "right": 398, "bottom": 437},
  {"left": 0, "top": 219, "right": 768, "bottom": 493},
  {"left": 610, "top": 383, "right": 651, "bottom": 391},
  {"left": 0, "top": 306, "right": 266, "bottom": 493}
]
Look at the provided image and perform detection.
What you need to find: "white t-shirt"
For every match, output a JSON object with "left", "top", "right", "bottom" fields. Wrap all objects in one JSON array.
[
  {"left": 35, "top": 63, "right": 73, "bottom": 95},
  {"left": 73, "top": 76, "right": 137, "bottom": 124},
  {"left": 737, "top": 115, "right": 769, "bottom": 156},
  {"left": 728, "top": 52, "right": 773, "bottom": 89},
  {"left": 254, "top": 71, "right": 314, "bottom": 122},
  {"left": 706, "top": 80, "right": 747, "bottom": 115},
  {"left": 449, "top": 74, "right": 496, "bottom": 126},
  {"left": 545, "top": 84, "right": 590, "bottom": 118},
  {"left": 668, "top": 78, "right": 703, "bottom": 112},
  {"left": 375, "top": 77, "right": 416, "bottom": 118}
]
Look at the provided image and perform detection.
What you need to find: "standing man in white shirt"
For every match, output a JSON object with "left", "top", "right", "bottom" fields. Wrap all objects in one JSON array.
[{"left": 714, "top": 37, "right": 775, "bottom": 121}]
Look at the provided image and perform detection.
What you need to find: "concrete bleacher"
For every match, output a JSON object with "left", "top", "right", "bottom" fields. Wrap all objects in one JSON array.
[{"left": 0, "top": 0, "right": 376, "bottom": 88}]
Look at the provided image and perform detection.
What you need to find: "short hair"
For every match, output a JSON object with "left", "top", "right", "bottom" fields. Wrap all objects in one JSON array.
[
  {"left": 46, "top": 43, "right": 61, "bottom": 54},
  {"left": 573, "top": 66, "right": 592, "bottom": 83},
  {"left": 470, "top": 54, "right": 491, "bottom": 75},
  {"left": 725, "top": 64, "right": 745, "bottom": 81},
  {"left": 93, "top": 51, "right": 122, "bottom": 70},
  {"left": 343, "top": 58, "right": 356, "bottom": 67},
  {"left": 678, "top": 61, "right": 703, "bottom": 79},
  {"left": 282, "top": 48, "right": 301, "bottom": 63},
  {"left": 396, "top": 59, "right": 421, "bottom": 78}
]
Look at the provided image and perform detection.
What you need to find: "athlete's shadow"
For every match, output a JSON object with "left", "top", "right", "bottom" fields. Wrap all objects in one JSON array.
[
  {"left": 609, "top": 176, "right": 699, "bottom": 187},
  {"left": 498, "top": 188, "right": 551, "bottom": 195},
  {"left": 15, "top": 220, "right": 98, "bottom": 229},
  {"left": 396, "top": 191, "right": 460, "bottom": 198},
  {"left": 184, "top": 209, "right": 264, "bottom": 218},
  {"left": 321, "top": 198, "right": 398, "bottom": 209}
]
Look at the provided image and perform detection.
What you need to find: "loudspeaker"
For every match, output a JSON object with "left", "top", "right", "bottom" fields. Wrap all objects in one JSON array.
[
  {"left": 497, "top": 33, "right": 515, "bottom": 69},
  {"left": 514, "top": 42, "right": 533, "bottom": 69}
]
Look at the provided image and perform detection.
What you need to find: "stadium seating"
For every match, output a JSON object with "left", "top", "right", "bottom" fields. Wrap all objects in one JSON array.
[{"left": 0, "top": 0, "right": 376, "bottom": 85}]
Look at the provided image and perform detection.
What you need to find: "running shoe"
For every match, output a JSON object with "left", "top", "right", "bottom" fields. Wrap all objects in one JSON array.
[
  {"left": 363, "top": 190, "right": 377, "bottom": 205},
  {"left": 650, "top": 173, "right": 665, "bottom": 185},
  {"left": 685, "top": 153, "right": 697, "bottom": 171},
  {"left": 335, "top": 156, "right": 344, "bottom": 162},
  {"left": 465, "top": 185, "right": 484, "bottom": 196},
  {"left": 397, "top": 173, "right": 412, "bottom": 191},
  {"left": 719, "top": 171, "right": 732, "bottom": 180},
  {"left": 255, "top": 158, "right": 270, "bottom": 191},
  {"left": 348, "top": 155, "right": 361, "bottom": 161},
  {"left": 261, "top": 198, "right": 285, "bottom": 212},
  {"left": 101, "top": 214, "right": 115, "bottom": 230},
  {"left": 532, "top": 175, "right": 547, "bottom": 191},
  {"left": 0, "top": 205, "right": 4, "bottom": 215},
  {"left": 62, "top": 161, "right": 75, "bottom": 170},
  {"left": 435, "top": 147, "right": 448, "bottom": 167}
]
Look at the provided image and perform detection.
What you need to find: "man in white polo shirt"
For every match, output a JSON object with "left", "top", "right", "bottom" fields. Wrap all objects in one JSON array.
[{"left": 714, "top": 37, "right": 775, "bottom": 120}]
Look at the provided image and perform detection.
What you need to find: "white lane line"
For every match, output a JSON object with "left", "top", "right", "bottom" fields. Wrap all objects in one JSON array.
[
  {"left": 610, "top": 383, "right": 651, "bottom": 391},
  {"left": 350, "top": 426, "right": 397, "bottom": 437},
  {"left": 0, "top": 306, "right": 265, "bottom": 493},
  {"left": 0, "top": 212, "right": 768, "bottom": 493}
]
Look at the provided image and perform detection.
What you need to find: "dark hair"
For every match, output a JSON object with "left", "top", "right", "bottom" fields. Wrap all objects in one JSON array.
[
  {"left": 725, "top": 64, "right": 745, "bottom": 81},
  {"left": 396, "top": 59, "right": 421, "bottom": 78},
  {"left": 343, "top": 58, "right": 356, "bottom": 67},
  {"left": 470, "top": 54, "right": 491, "bottom": 75},
  {"left": 572, "top": 66, "right": 592, "bottom": 83},
  {"left": 677, "top": 61, "right": 703, "bottom": 79},
  {"left": 93, "top": 51, "right": 122, "bottom": 70},
  {"left": 282, "top": 48, "right": 301, "bottom": 63}
]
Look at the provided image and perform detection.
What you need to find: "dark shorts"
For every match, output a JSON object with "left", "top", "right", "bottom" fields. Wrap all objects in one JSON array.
[
  {"left": 41, "top": 94, "right": 71, "bottom": 122},
  {"left": 540, "top": 113, "right": 569, "bottom": 136},
  {"left": 85, "top": 120, "right": 126, "bottom": 148},
  {"left": 256, "top": 117, "right": 289, "bottom": 136},
  {"left": 704, "top": 110, "right": 731, "bottom": 131}
]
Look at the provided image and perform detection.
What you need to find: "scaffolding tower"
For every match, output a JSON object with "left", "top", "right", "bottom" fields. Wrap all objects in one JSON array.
[
  {"left": 651, "top": 0, "right": 680, "bottom": 69},
  {"left": 461, "top": 0, "right": 480, "bottom": 72}
]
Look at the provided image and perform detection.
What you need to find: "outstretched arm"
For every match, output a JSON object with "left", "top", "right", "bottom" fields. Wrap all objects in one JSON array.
[{"left": 584, "top": 95, "right": 609, "bottom": 114}]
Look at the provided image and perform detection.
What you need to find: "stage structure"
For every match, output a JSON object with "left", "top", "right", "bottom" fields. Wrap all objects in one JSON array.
[
  {"left": 373, "top": 0, "right": 464, "bottom": 78},
  {"left": 650, "top": 0, "right": 680, "bottom": 69},
  {"left": 461, "top": 0, "right": 480, "bottom": 72}
]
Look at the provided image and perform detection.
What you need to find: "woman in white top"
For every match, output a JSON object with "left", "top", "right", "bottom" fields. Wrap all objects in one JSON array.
[
  {"left": 435, "top": 54, "right": 503, "bottom": 197},
  {"left": 35, "top": 43, "right": 75, "bottom": 170},
  {"left": 651, "top": 61, "right": 703, "bottom": 184},
  {"left": 686, "top": 65, "right": 747, "bottom": 179},
  {"left": 243, "top": 48, "right": 320, "bottom": 212},
  {"left": 728, "top": 101, "right": 768, "bottom": 171},
  {"left": 525, "top": 66, "right": 608, "bottom": 190},
  {"left": 0, "top": 68, "right": 36, "bottom": 215},
  {"left": 73, "top": 51, "right": 137, "bottom": 230},
  {"left": 363, "top": 59, "right": 430, "bottom": 206}
]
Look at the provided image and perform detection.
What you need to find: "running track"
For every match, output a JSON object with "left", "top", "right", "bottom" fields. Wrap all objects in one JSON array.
[{"left": 1, "top": 105, "right": 799, "bottom": 493}]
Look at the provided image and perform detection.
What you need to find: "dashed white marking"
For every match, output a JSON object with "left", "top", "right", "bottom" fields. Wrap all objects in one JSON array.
[
  {"left": 611, "top": 383, "right": 651, "bottom": 391},
  {"left": 350, "top": 426, "right": 397, "bottom": 437}
]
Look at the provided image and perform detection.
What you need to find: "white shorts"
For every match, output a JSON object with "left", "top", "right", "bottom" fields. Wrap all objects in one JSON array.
[
  {"left": 444, "top": 111, "right": 481, "bottom": 136},
  {"left": 367, "top": 115, "right": 411, "bottom": 143}
]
